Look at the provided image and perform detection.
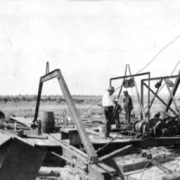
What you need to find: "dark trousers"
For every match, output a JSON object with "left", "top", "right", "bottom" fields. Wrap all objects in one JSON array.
[
  {"left": 114, "top": 114, "right": 120, "bottom": 128},
  {"left": 125, "top": 109, "right": 131, "bottom": 123},
  {"left": 104, "top": 106, "right": 114, "bottom": 137}
]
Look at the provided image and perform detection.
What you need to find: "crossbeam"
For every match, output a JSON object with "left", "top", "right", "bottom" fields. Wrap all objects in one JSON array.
[
  {"left": 33, "top": 69, "right": 98, "bottom": 163},
  {"left": 143, "top": 83, "right": 178, "bottom": 116},
  {"left": 165, "top": 71, "right": 180, "bottom": 112}
]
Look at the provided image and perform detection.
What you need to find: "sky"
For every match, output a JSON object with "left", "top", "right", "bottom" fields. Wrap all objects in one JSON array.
[{"left": 1, "top": 0, "right": 180, "bottom": 95}]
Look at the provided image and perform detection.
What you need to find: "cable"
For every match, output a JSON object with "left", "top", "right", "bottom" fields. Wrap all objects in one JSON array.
[
  {"left": 171, "top": 60, "right": 180, "bottom": 75},
  {"left": 137, "top": 34, "right": 180, "bottom": 74},
  {"left": 80, "top": 99, "right": 102, "bottom": 114},
  {"left": 139, "top": 148, "right": 168, "bottom": 180},
  {"left": 96, "top": 125, "right": 129, "bottom": 153},
  {"left": 140, "top": 60, "right": 180, "bottom": 118},
  {"left": 158, "top": 60, "right": 180, "bottom": 92},
  {"left": 80, "top": 35, "right": 180, "bottom": 115}
]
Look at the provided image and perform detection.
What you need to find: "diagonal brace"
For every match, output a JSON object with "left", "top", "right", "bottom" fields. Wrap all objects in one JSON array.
[{"left": 143, "top": 83, "right": 178, "bottom": 116}]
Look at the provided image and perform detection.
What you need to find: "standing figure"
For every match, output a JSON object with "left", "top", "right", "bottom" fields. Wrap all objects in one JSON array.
[
  {"left": 113, "top": 98, "right": 122, "bottom": 129},
  {"left": 123, "top": 90, "right": 133, "bottom": 125},
  {"left": 102, "top": 86, "right": 115, "bottom": 139}
]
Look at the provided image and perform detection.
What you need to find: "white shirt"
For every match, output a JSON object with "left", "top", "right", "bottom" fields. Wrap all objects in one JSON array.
[{"left": 102, "top": 91, "right": 114, "bottom": 107}]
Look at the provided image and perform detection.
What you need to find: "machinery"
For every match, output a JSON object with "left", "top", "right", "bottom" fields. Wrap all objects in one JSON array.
[
  {"left": 110, "top": 65, "right": 180, "bottom": 140},
  {"left": 29, "top": 63, "right": 180, "bottom": 180}
]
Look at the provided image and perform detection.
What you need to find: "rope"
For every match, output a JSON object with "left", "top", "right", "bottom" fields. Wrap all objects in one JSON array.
[
  {"left": 96, "top": 125, "right": 128, "bottom": 153},
  {"left": 139, "top": 60, "right": 180, "bottom": 118},
  {"left": 157, "top": 60, "right": 180, "bottom": 93},
  {"left": 139, "top": 148, "right": 168, "bottom": 180},
  {"left": 137, "top": 34, "right": 180, "bottom": 74},
  {"left": 80, "top": 35, "right": 180, "bottom": 115},
  {"left": 80, "top": 99, "right": 102, "bottom": 114},
  {"left": 117, "top": 64, "right": 128, "bottom": 99}
]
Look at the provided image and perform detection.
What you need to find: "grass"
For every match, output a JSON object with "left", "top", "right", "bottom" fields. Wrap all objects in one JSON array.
[
  {"left": 0, "top": 101, "right": 104, "bottom": 120},
  {"left": 0, "top": 95, "right": 180, "bottom": 121}
]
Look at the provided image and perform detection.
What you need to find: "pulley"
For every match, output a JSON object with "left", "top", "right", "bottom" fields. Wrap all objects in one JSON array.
[
  {"left": 123, "top": 78, "right": 135, "bottom": 88},
  {"left": 155, "top": 80, "right": 162, "bottom": 88},
  {"left": 166, "top": 79, "right": 174, "bottom": 87}
]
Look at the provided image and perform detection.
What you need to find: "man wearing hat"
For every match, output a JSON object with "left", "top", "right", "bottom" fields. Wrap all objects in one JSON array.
[
  {"left": 102, "top": 86, "right": 115, "bottom": 139},
  {"left": 123, "top": 90, "right": 133, "bottom": 125}
]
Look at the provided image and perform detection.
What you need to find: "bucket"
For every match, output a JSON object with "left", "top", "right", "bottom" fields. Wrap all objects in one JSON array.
[{"left": 40, "top": 111, "right": 55, "bottom": 133}]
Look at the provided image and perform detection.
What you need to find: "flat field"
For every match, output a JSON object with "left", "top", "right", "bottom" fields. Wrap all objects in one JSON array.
[{"left": 0, "top": 95, "right": 180, "bottom": 121}]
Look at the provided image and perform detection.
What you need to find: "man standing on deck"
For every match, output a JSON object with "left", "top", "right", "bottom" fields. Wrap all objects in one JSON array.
[
  {"left": 123, "top": 90, "right": 133, "bottom": 125},
  {"left": 102, "top": 86, "right": 115, "bottom": 139}
]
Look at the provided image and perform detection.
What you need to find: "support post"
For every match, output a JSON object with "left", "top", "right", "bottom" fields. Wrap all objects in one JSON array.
[{"left": 33, "top": 69, "right": 98, "bottom": 163}]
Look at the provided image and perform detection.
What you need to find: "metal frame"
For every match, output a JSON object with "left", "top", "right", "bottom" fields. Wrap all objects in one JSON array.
[
  {"left": 33, "top": 68, "right": 98, "bottom": 163},
  {"left": 141, "top": 74, "right": 180, "bottom": 117},
  {"left": 32, "top": 63, "right": 180, "bottom": 180},
  {"left": 110, "top": 72, "right": 150, "bottom": 120},
  {"left": 165, "top": 71, "right": 180, "bottom": 112}
]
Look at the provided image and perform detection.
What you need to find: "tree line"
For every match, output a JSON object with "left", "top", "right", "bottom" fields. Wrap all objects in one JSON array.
[{"left": 0, "top": 95, "right": 101, "bottom": 104}]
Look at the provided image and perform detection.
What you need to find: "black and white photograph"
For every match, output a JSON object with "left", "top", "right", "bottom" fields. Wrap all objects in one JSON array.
[{"left": 0, "top": 0, "right": 180, "bottom": 179}]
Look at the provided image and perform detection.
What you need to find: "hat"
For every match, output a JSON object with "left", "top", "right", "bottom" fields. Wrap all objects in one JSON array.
[
  {"left": 123, "top": 90, "right": 128, "bottom": 94},
  {"left": 107, "top": 86, "right": 115, "bottom": 91}
]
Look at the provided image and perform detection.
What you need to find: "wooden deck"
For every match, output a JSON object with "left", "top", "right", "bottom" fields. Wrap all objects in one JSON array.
[
  {"left": 116, "top": 148, "right": 180, "bottom": 180},
  {"left": 7, "top": 116, "right": 180, "bottom": 180}
]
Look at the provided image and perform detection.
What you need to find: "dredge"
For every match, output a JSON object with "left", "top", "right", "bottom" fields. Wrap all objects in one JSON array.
[{"left": 0, "top": 62, "right": 180, "bottom": 180}]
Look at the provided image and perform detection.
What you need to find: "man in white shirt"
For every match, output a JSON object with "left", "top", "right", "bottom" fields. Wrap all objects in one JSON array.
[{"left": 102, "top": 86, "right": 115, "bottom": 139}]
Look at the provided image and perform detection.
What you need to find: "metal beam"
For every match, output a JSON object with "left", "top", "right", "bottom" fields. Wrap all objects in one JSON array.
[
  {"left": 145, "top": 79, "right": 163, "bottom": 118},
  {"left": 110, "top": 72, "right": 150, "bottom": 86},
  {"left": 33, "top": 80, "right": 43, "bottom": 122},
  {"left": 99, "top": 145, "right": 134, "bottom": 162},
  {"left": 110, "top": 71, "right": 150, "bottom": 120},
  {"left": 46, "top": 62, "right": 49, "bottom": 74},
  {"left": 165, "top": 71, "right": 180, "bottom": 112},
  {"left": 164, "top": 78, "right": 179, "bottom": 114},
  {"left": 142, "top": 74, "right": 180, "bottom": 82},
  {"left": 143, "top": 83, "right": 178, "bottom": 116},
  {"left": 34, "top": 69, "right": 98, "bottom": 163}
]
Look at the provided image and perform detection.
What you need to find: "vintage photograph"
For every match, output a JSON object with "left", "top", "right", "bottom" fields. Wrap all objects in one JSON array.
[{"left": 0, "top": 0, "right": 180, "bottom": 179}]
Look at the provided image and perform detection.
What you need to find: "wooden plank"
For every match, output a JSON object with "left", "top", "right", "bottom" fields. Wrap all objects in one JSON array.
[
  {"left": 127, "top": 158, "right": 180, "bottom": 180},
  {"left": 49, "top": 133, "right": 61, "bottom": 140},
  {"left": 60, "top": 128, "right": 77, "bottom": 133},
  {"left": 38, "top": 167, "right": 63, "bottom": 176},
  {"left": 162, "top": 172, "right": 180, "bottom": 180},
  {"left": 98, "top": 163, "right": 116, "bottom": 173},
  {"left": 91, "top": 136, "right": 140, "bottom": 144},
  {"left": 100, "top": 145, "right": 134, "bottom": 162},
  {"left": 90, "top": 164, "right": 107, "bottom": 174},
  {"left": 33, "top": 134, "right": 61, "bottom": 147},
  {"left": 116, "top": 148, "right": 174, "bottom": 174},
  {"left": 128, "top": 172, "right": 150, "bottom": 180},
  {"left": 10, "top": 116, "right": 33, "bottom": 127}
]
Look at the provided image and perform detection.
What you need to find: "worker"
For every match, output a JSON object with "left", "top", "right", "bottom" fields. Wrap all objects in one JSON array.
[
  {"left": 102, "top": 86, "right": 115, "bottom": 139},
  {"left": 123, "top": 90, "right": 133, "bottom": 125},
  {"left": 113, "top": 98, "right": 122, "bottom": 129}
]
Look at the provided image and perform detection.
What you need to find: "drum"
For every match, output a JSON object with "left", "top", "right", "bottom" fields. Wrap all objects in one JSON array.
[{"left": 40, "top": 111, "right": 55, "bottom": 133}]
